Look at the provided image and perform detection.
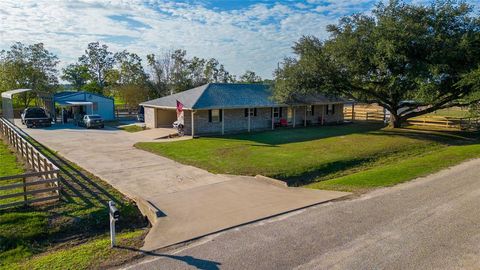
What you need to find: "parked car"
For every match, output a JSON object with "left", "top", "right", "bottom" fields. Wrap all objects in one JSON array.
[
  {"left": 21, "top": 107, "right": 52, "bottom": 128},
  {"left": 78, "top": 114, "right": 105, "bottom": 129},
  {"left": 137, "top": 106, "right": 144, "bottom": 122}
]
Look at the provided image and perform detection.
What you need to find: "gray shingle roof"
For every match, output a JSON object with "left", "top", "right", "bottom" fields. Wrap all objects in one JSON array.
[{"left": 141, "top": 83, "right": 346, "bottom": 110}]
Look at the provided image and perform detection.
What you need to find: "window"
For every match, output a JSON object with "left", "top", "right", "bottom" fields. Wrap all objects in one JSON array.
[
  {"left": 92, "top": 102, "right": 98, "bottom": 113},
  {"left": 326, "top": 104, "right": 335, "bottom": 115},
  {"left": 273, "top": 107, "right": 280, "bottom": 118},
  {"left": 208, "top": 109, "right": 222, "bottom": 122},
  {"left": 244, "top": 108, "right": 257, "bottom": 117}
]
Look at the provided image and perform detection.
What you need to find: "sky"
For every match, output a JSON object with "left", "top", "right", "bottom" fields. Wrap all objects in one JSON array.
[{"left": 0, "top": 0, "right": 478, "bottom": 79}]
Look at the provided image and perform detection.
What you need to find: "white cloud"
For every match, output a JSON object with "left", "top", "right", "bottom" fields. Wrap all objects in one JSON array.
[{"left": 0, "top": 0, "right": 378, "bottom": 79}]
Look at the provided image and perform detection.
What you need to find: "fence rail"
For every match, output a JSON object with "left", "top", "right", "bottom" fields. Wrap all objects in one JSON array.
[
  {"left": 344, "top": 111, "right": 386, "bottom": 122},
  {"left": 0, "top": 117, "right": 61, "bottom": 208},
  {"left": 406, "top": 116, "right": 480, "bottom": 130}
]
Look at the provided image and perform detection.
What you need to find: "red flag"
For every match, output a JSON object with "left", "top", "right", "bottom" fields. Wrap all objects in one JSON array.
[
  {"left": 176, "top": 100, "right": 184, "bottom": 125},
  {"left": 176, "top": 100, "right": 184, "bottom": 117}
]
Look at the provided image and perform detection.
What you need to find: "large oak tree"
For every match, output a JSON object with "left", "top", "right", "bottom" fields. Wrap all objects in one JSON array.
[{"left": 274, "top": 0, "right": 480, "bottom": 127}]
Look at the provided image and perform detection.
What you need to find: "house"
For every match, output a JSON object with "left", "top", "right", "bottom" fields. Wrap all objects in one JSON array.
[
  {"left": 54, "top": 91, "right": 115, "bottom": 121},
  {"left": 141, "top": 83, "right": 347, "bottom": 136}
]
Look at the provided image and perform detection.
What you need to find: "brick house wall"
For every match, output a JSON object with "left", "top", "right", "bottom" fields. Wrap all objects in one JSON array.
[{"left": 147, "top": 103, "right": 345, "bottom": 135}]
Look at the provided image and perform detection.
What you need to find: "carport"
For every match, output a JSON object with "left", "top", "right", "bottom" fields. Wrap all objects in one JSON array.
[
  {"left": 1, "top": 89, "right": 54, "bottom": 124},
  {"left": 55, "top": 100, "right": 93, "bottom": 124}
]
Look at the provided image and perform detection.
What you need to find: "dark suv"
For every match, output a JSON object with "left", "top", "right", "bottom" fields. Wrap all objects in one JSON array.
[{"left": 21, "top": 107, "right": 52, "bottom": 128}]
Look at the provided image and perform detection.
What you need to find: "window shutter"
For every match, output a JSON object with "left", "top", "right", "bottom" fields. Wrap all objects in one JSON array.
[
  {"left": 311, "top": 105, "right": 314, "bottom": 116},
  {"left": 219, "top": 109, "right": 223, "bottom": 122},
  {"left": 254, "top": 108, "right": 257, "bottom": 116},
  {"left": 280, "top": 107, "right": 283, "bottom": 117},
  {"left": 208, "top": 110, "right": 212, "bottom": 122},
  {"left": 244, "top": 108, "right": 248, "bottom": 117},
  {"left": 332, "top": 104, "right": 335, "bottom": 114},
  {"left": 325, "top": 105, "right": 329, "bottom": 115}
]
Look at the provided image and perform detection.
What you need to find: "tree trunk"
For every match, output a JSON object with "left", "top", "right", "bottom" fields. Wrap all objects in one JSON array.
[{"left": 390, "top": 113, "right": 402, "bottom": 128}]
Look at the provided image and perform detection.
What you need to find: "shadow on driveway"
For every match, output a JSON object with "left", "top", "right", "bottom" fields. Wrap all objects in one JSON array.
[{"left": 117, "top": 246, "right": 222, "bottom": 270}]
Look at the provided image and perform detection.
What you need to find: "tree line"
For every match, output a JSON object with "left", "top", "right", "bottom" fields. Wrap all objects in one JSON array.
[
  {"left": 0, "top": 42, "right": 265, "bottom": 109},
  {"left": 274, "top": 0, "right": 480, "bottom": 127},
  {"left": 1, "top": 0, "right": 479, "bottom": 127}
]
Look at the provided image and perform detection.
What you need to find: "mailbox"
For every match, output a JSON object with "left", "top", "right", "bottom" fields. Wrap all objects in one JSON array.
[
  {"left": 109, "top": 203, "right": 120, "bottom": 220},
  {"left": 108, "top": 201, "right": 119, "bottom": 247}
]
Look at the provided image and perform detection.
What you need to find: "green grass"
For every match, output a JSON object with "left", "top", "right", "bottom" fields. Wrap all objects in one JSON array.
[
  {"left": 136, "top": 122, "right": 480, "bottom": 190},
  {"left": 308, "top": 143, "right": 480, "bottom": 192},
  {"left": 0, "top": 142, "right": 25, "bottom": 205},
  {"left": 427, "top": 107, "right": 471, "bottom": 118},
  {"left": 8, "top": 230, "right": 145, "bottom": 270},
  {"left": 0, "top": 137, "right": 147, "bottom": 269},
  {"left": 0, "top": 142, "right": 24, "bottom": 177},
  {"left": 119, "top": 125, "right": 146, "bottom": 133}
]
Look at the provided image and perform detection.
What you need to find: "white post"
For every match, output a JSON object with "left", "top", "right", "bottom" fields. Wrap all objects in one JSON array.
[
  {"left": 321, "top": 105, "right": 325, "bottom": 125},
  {"left": 304, "top": 106, "right": 307, "bottom": 127},
  {"left": 293, "top": 107, "right": 296, "bottom": 128},
  {"left": 109, "top": 201, "right": 116, "bottom": 248},
  {"left": 271, "top": 107, "right": 274, "bottom": 130},
  {"left": 191, "top": 110, "right": 195, "bottom": 137},
  {"left": 248, "top": 108, "right": 251, "bottom": 132},
  {"left": 221, "top": 109, "right": 225, "bottom": 135}
]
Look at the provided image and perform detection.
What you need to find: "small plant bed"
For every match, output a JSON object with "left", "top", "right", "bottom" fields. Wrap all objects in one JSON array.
[
  {"left": 0, "top": 137, "right": 149, "bottom": 270},
  {"left": 135, "top": 123, "right": 480, "bottom": 193},
  {"left": 119, "top": 125, "right": 147, "bottom": 133}
]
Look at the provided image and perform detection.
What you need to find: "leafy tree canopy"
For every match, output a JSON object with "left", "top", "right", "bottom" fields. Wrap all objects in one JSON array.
[
  {"left": 239, "top": 70, "right": 262, "bottom": 84},
  {"left": 146, "top": 49, "right": 235, "bottom": 97},
  {"left": 78, "top": 42, "right": 115, "bottom": 89},
  {"left": 274, "top": 0, "right": 480, "bottom": 127},
  {"left": 0, "top": 42, "right": 59, "bottom": 106}
]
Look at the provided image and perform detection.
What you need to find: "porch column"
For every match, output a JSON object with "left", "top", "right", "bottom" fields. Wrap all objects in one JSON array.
[
  {"left": 304, "top": 106, "right": 307, "bottom": 127},
  {"left": 321, "top": 105, "right": 325, "bottom": 125},
  {"left": 293, "top": 106, "right": 296, "bottom": 128},
  {"left": 221, "top": 109, "right": 225, "bottom": 135},
  {"left": 352, "top": 103, "right": 355, "bottom": 122},
  {"left": 271, "top": 107, "right": 274, "bottom": 130},
  {"left": 191, "top": 110, "right": 195, "bottom": 137},
  {"left": 248, "top": 108, "right": 251, "bottom": 132}
]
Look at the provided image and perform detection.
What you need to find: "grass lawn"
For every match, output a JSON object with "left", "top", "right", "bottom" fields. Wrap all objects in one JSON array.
[
  {"left": 0, "top": 137, "right": 148, "bottom": 270},
  {"left": 427, "top": 107, "right": 471, "bottom": 118},
  {"left": 0, "top": 142, "right": 25, "bottom": 206},
  {"left": 120, "top": 125, "right": 147, "bottom": 133},
  {"left": 136, "top": 122, "right": 480, "bottom": 192}
]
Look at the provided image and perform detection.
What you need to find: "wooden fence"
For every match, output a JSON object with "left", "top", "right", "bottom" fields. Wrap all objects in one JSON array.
[
  {"left": 344, "top": 103, "right": 386, "bottom": 122},
  {"left": 406, "top": 116, "right": 480, "bottom": 130},
  {"left": 0, "top": 117, "right": 61, "bottom": 209}
]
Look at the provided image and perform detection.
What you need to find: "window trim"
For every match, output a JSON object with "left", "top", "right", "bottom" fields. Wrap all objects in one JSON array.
[
  {"left": 209, "top": 109, "right": 222, "bottom": 122},
  {"left": 273, "top": 107, "right": 280, "bottom": 118},
  {"left": 245, "top": 108, "right": 257, "bottom": 117}
]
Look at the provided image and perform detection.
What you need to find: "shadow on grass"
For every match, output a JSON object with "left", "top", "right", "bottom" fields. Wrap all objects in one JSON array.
[
  {"left": 209, "top": 122, "right": 386, "bottom": 146},
  {"left": 280, "top": 158, "right": 374, "bottom": 186},
  {"left": 368, "top": 128, "right": 480, "bottom": 146},
  {"left": 116, "top": 246, "right": 221, "bottom": 270}
]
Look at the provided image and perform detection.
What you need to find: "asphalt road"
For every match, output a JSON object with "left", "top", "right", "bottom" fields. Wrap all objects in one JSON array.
[{"left": 121, "top": 159, "right": 480, "bottom": 270}]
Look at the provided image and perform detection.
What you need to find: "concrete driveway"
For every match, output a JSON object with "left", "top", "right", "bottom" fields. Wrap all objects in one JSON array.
[
  {"left": 16, "top": 121, "right": 349, "bottom": 250},
  {"left": 123, "top": 158, "right": 480, "bottom": 270}
]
